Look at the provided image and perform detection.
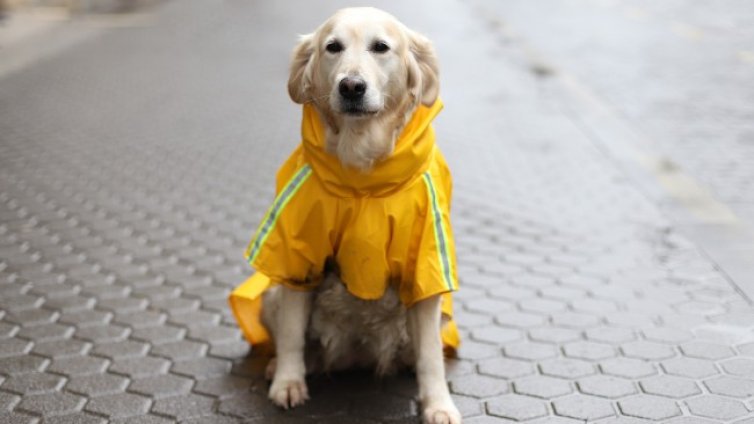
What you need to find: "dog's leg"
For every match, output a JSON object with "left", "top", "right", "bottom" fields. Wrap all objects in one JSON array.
[
  {"left": 408, "top": 296, "right": 461, "bottom": 424},
  {"left": 268, "top": 285, "right": 312, "bottom": 409}
]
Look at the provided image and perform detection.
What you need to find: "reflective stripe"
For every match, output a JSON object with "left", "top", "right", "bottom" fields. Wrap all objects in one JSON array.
[
  {"left": 422, "top": 172, "right": 457, "bottom": 291},
  {"left": 246, "top": 165, "right": 312, "bottom": 263}
]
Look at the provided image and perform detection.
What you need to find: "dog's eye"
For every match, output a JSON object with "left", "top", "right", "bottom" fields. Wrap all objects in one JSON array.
[
  {"left": 326, "top": 41, "right": 343, "bottom": 53},
  {"left": 371, "top": 41, "right": 390, "bottom": 54}
]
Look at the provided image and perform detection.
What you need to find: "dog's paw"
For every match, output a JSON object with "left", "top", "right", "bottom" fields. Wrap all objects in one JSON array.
[
  {"left": 265, "top": 357, "right": 277, "bottom": 381},
  {"left": 269, "top": 378, "right": 309, "bottom": 409},
  {"left": 423, "top": 403, "right": 462, "bottom": 424}
]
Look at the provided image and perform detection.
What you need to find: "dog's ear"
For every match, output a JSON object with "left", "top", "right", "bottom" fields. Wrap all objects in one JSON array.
[
  {"left": 406, "top": 30, "right": 439, "bottom": 107},
  {"left": 288, "top": 33, "right": 315, "bottom": 104}
]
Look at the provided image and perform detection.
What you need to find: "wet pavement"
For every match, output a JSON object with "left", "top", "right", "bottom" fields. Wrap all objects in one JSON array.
[{"left": 1, "top": 0, "right": 754, "bottom": 423}]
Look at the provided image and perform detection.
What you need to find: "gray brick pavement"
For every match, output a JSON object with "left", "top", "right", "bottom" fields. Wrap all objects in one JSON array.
[{"left": 1, "top": 0, "right": 754, "bottom": 422}]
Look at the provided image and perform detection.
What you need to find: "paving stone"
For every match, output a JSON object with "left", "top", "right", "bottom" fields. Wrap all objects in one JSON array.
[
  {"left": 0, "top": 412, "right": 39, "bottom": 424},
  {"left": 85, "top": 393, "right": 152, "bottom": 419},
  {"left": 563, "top": 341, "right": 616, "bottom": 361},
  {"left": 150, "top": 340, "right": 207, "bottom": 360},
  {"left": 450, "top": 374, "right": 509, "bottom": 398},
  {"left": 550, "top": 312, "right": 600, "bottom": 329},
  {"left": 600, "top": 358, "right": 657, "bottom": 378},
  {"left": 704, "top": 376, "right": 754, "bottom": 398},
  {"left": 471, "top": 326, "right": 523, "bottom": 345},
  {"left": 90, "top": 340, "right": 148, "bottom": 359},
  {"left": 108, "top": 357, "right": 170, "bottom": 378},
  {"left": 0, "top": 339, "right": 32, "bottom": 358},
  {"left": 171, "top": 357, "right": 232, "bottom": 379},
  {"left": 494, "top": 312, "right": 546, "bottom": 328},
  {"left": 503, "top": 342, "right": 559, "bottom": 361},
  {"left": 478, "top": 357, "right": 534, "bottom": 379},
  {"left": 513, "top": 376, "right": 572, "bottom": 399},
  {"left": 1, "top": 373, "right": 66, "bottom": 395},
  {"left": 32, "top": 339, "right": 91, "bottom": 358},
  {"left": 16, "top": 323, "right": 74, "bottom": 342},
  {"left": 456, "top": 340, "right": 500, "bottom": 361},
  {"left": 663, "top": 357, "right": 720, "bottom": 379},
  {"left": 193, "top": 375, "right": 253, "bottom": 399},
  {"left": 486, "top": 394, "right": 548, "bottom": 421},
  {"left": 680, "top": 342, "right": 735, "bottom": 360},
  {"left": 130, "top": 326, "right": 185, "bottom": 345},
  {"left": 529, "top": 328, "right": 581, "bottom": 344},
  {"left": 451, "top": 394, "right": 484, "bottom": 418},
  {"left": 686, "top": 395, "right": 749, "bottom": 420},
  {"left": 618, "top": 395, "right": 681, "bottom": 420},
  {"left": 641, "top": 327, "right": 694, "bottom": 344},
  {"left": 74, "top": 325, "right": 130, "bottom": 343},
  {"left": 15, "top": 392, "right": 85, "bottom": 417},
  {"left": 640, "top": 375, "right": 701, "bottom": 398},
  {"left": 664, "top": 418, "right": 719, "bottom": 424},
  {"left": 128, "top": 374, "right": 193, "bottom": 399},
  {"left": 151, "top": 393, "right": 215, "bottom": 420},
  {"left": 44, "top": 412, "right": 107, "bottom": 424},
  {"left": 46, "top": 356, "right": 109, "bottom": 376},
  {"left": 65, "top": 373, "right": 129, "bottom": 397},
  {"left": 0, "top": 356, "right": 48, "bottom": 375},
  {"left": 540, "top": 358, "right": 595, "bottom": 379},
  {"left": 621, "top": 341, "right": 677, "bottom": 360},
  {"left": 721, "top": 358, "right": 754, "bottom": 378},
  {"left": 577, "top": 375, "right": 636, "bottom": 398},
  {"left": 552, "top": 394, "right": 615, "bottom": 421},
  {"left": 585, "top": 327, "right": 637, "bottom": 345}
]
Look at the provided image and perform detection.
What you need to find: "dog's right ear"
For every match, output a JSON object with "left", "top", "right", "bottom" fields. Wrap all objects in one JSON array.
[{"left": 288, "top": 33, "right": 315, "bottom": 104}]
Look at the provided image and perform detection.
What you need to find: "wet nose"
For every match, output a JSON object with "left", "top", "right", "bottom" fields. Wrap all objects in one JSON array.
[{"left": 338, "top": 77, "right": 367, "bottom": 100}]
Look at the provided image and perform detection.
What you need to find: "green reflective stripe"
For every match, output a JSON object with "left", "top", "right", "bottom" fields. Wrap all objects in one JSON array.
[
  {"left": 246, "top": 165, "right": 312, "bottom": 264},
  {"left": 422, "top": 172, "right": 457, "bottom": 291}
]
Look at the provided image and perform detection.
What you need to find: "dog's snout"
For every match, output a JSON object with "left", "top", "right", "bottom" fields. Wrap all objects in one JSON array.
[{"left": 338, "top": 77, "right": 367, "bottom": 100}]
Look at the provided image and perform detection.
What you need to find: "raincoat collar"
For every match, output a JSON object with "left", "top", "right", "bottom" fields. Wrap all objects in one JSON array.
[{"left": 301, "top": 99, "right": 444, "bottom": 197}]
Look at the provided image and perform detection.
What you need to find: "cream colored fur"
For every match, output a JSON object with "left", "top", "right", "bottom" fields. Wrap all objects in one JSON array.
[{"left": 264, "top": 7, "right": 460, "bottom": 424}]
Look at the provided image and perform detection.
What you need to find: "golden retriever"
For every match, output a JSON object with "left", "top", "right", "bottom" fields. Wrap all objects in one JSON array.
[{"left": 262, "top": 7, "right": 460, "bottom": 424}]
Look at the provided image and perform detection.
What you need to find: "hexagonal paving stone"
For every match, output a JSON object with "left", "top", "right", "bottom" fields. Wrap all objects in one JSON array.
[
  {"left": 539, "top": 358, "right": 595, "bottom": 379},
  {"left": 456, "top": 340, "right": 499, "bottom": 361},
  {"left": 503, "top": 342, "right": 558, "bottom": 361},
  {"left": 451, "top": 394, "right": 483, "bottom": 418},
  {"left": 494, "top": 311, "right": 545, "bottom": 328},
  {"left": 0, "top": 355, "right": 48, "bottom": 375},
  {"left": 91, "top": 340, "right": 148, "bottom": 359},
  {"left": 1, "top": 372, "right": 65, "bottom": 394},
  {"left": 130, "top": 326, "right": 185, "bottom": 345},
  {"left": 66, "top": 373, "right": 129, "bottom": 397},
  {"left": 470, "top": 326, "right": 522, "bottom": 345},
  {"left": 108, "top": 357, "right": 170, "bottom": 378},
  {"left": 193, "top": 375, "right": 253, "bottom": 399},
  {"left": 640, "top": 375, "right": 701, "bottom": 399},
  {"left": 641, "top": 327, "right": 693, "bottom": 344},
  {"left": 16, "top": 323, "right": 74, "bottom": 342},
  {"left": 680, "top": 341, "right": 735, "bottom": 360},
  {"left": 44, "top": 412, "right": 107, "bottom": 424},
  {"left": 85, "top": 392, "right": 151, "bottom": 419},
  {"left": 664, "top": 418, "right": 719, "bottom": 424},
  {"left": 150, "top": 340, "right": 208, "bottom": 361},
  {"left": 0, "top": 411, "right": 39, "bottom": 424},
  {"left": 151, "top": 393, "right": 215, "bottom": 420},
  {"left": 721, "top": 358, "right": 754, "bottom": 378},
  {"left": 0, "top": 339, "right": 32, "bottom": 358},
  {"left": 0, "top": 392, "right": 20, "bottom": 411},
  {"left": 704, "top": 376, "right": 754, "bottom": 398},
  {"left": 513, "top": 376, "right": 572, "bottom": 399},
  {"left": 549, "top": 312, "right": 599, "bottom": 329},
  {"left": 563, "top": 341, "right": 616, "bottom": 361},
  {"left": 16, "top": 392, "right": 85, "bottom": 416},
  {"left": 619, "top": 395, "right": 681, "bottom": 420},
  {"left": 32, "top": 339, "right": 91, "bottom": 358},
  {"left": 47, "top": 356, "right": 109, "bottom": 376},
  {"left": 662, "top": 357, "right": 719, "bottom": 379},
  {"left": 171, "top": 357, "right": 231, "bottom": 379},
  {"left": 466, "top": 298, "right": 513, "bottom": 315},
  {"left": 621, "top": 341, "right": 676, "bottom": 360},
  {"left": 552, "top": 394, "right": 615, "bottom": 421},
  {"left": 577, "top": 375, "right": 636, "bottom": 398},
  {"left": 487, "top": 394, "right": 548, "bottom": 421},
  {"left": 600, "top": 357, "right": 657, "bottom": 378},
  {"left": 529, "top": 327, "right": 581, "bottom": 344},
  {"left": 450, "top": 374, "right": 508, "bottom": 398},
  {"left": 129, "top": 374, "right": 194, "bottom": 399},
  {"left": 478, "top": 357, "right": 534, "bottom": 379},
  {"left": 686, "top": 395, "right": 749, "bottom": 420},
  {"left": 585, "top": 327, "right": 636, "bottom": 344}
]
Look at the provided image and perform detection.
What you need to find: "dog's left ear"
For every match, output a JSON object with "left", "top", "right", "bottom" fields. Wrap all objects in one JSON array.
[
  {"left": 406, "top": 30, "right": 440, "bottom": 107},
  {"left": 288, "top": 33, "right": 315, "bottom": 104}
]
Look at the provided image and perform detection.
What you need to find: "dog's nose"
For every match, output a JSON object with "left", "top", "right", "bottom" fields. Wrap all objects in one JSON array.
[{"left": 338, "top": 77, "right": 367, "bottom": 100}]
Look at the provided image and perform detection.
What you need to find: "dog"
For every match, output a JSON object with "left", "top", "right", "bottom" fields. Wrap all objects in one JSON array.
[{"left": 233, "top": 7, "right": 461, "bottom": 424}]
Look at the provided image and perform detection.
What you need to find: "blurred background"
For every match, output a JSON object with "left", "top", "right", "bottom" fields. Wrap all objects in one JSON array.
[{"left": 2, "top": 1, "right": 754, "bottom": 423}]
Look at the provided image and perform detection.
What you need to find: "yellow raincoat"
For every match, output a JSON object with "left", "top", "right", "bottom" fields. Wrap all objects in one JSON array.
[{"left": 229, "top": 99, "right": 460, "bottom": 352}]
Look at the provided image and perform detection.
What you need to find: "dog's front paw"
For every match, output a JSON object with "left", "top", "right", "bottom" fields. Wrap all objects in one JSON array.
[
  {"left": 423, "top": 402, "right": 461, "bottom": 424},
  {"left": 269, "top": 378, "right": 309, "bottom": 409}
]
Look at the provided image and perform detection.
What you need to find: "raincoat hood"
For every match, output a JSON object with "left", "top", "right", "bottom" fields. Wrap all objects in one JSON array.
[{"left": 301, "top": 99, "right": 444, "bottom": 197}]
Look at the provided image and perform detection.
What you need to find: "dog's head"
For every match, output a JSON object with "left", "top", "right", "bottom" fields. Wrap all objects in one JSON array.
[{"left": 287, "top": 7, "right": 439, "bottom": 118}]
